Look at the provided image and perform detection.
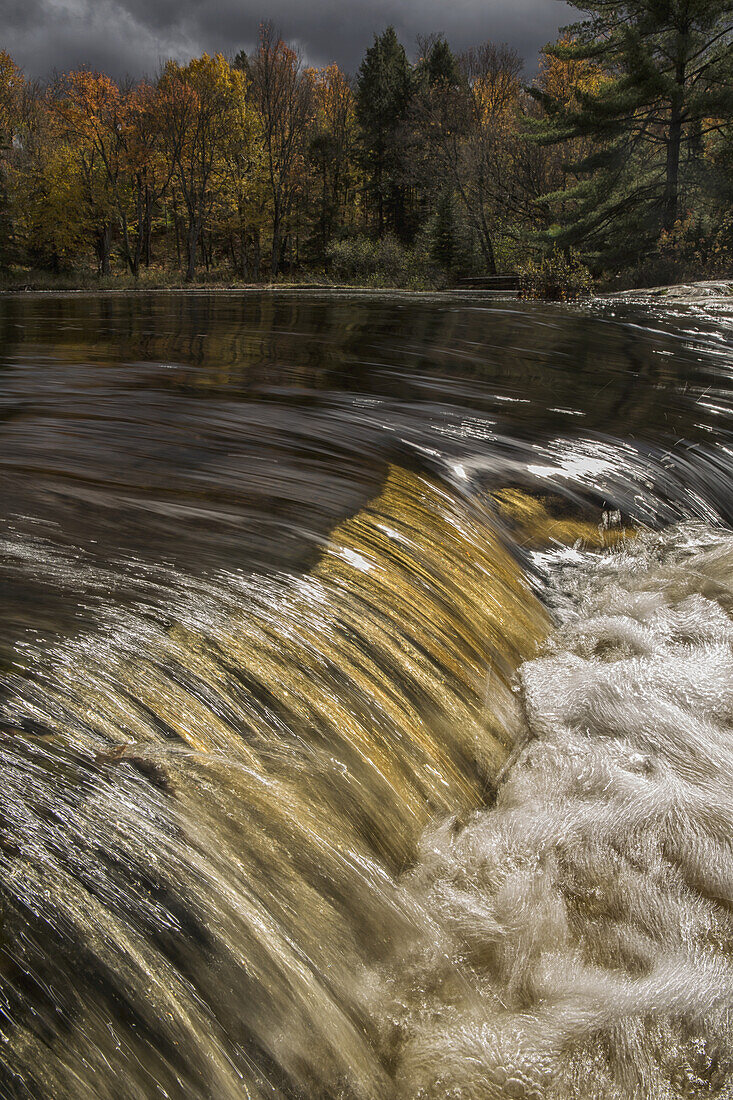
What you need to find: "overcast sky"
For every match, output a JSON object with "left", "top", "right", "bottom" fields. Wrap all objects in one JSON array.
[{"left": 4, "top": 0, "right": 573, "bottom": 82}]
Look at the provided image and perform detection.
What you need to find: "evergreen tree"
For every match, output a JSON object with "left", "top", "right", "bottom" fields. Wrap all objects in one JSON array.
[
  {"left": 430, "top": 188, "right": 455, "bottom": 270},
  {"left": 355, "top": 26, "right": 412, "bottom": 238},
  {"left": 407, "top": 37, "right": 463, "bottom": 248},
  {"left": 422, "top": 37, "right": 462, "bottom": 90},
  {"left": 529, "top": 0, "right": 733, "bottom": 269}
]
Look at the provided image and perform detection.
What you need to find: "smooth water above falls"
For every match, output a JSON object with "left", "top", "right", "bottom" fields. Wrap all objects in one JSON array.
[{"left": 1, "top": 290, "right": 733, "bottom": 1099}]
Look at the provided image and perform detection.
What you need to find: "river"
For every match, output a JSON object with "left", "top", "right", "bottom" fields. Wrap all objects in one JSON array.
[{"left": 1, "top": 289, "right": 732, "bottom": 1098}]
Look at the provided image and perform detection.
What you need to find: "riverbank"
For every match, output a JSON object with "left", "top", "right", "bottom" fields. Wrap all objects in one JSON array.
[
  {"left": 0, "top": 271, "right": 324, "bottom": 294},
  {"left": 1, "top": 269, "right": 731, "bottom": 302}
]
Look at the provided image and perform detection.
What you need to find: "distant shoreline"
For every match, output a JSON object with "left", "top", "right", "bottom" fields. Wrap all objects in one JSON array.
[
  {"left": 2, "top": 280, "right": 732, "bottom": 304},
  {"left": 0, "top": 282, "right": 499, "bottom": 298}
]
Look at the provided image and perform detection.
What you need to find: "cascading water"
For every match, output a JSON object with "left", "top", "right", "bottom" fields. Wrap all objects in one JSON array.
[{"left": 1, "top": 288, "right": 732, "bottom": 1098}]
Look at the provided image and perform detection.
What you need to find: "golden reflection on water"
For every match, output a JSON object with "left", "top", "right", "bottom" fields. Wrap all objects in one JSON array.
[
  {"left": 493, "top": 487, "right": 633, "bottom": 549},
  {"left": 24, "top": 467, "right": 553, "bottom": 856}
]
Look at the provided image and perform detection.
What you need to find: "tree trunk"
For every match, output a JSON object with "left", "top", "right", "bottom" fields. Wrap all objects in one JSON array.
[
  {"left": 322, "top": 165, "right": 329, "bottom": 264},
  {"left": 271, "top": 207, "right": 282, "bottom": 278},
  {"left": 144, "top": 184, "right": 152, "bottom": 268},
  {"left": 96, "top": 224, "right": 112, "bottom": 276},
  {"left": 477, "top": 207, "right": 497, "bottom": 275},
  {"left": 239, "top": 229, "right": 250, "bottom": 281},
  {"left": 663, "top": 102, "right": 683, "bottom": 233},
  {"left": 253, "top": 228, "right": 261, "bottom": 282},
  {"left": 663, "top": 46, "right": 688, "bottom": 235},
  {"left": 173, "top": 206, "right": 182, "bottom": 269},
  {"left": 120, "top": 182, "right": 143, "bottom": 278},
  {"left": 186, "top": 217, "right": 201, "bottom": 283}
]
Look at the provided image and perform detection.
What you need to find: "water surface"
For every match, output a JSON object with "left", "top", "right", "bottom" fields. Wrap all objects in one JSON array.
[{"left": 1, "top": 290, "right": 732, "bottom": 1099}]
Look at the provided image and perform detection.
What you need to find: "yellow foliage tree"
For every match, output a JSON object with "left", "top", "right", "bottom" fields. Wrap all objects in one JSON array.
[
  {"left": 535, "top": 37, "right": 606, "bottom": 109},
  {"left": 0, "top": 50, "right": 23, "bottom": 138},
  {"left": 158, "top": 54, "right": 250, "bottom": 281}
]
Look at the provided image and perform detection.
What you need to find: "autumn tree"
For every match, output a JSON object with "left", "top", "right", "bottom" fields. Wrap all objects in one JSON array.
[
  {"left": 0, "top": 51, "right": 24, "bottom": 268},
  {"left": 216, "top": 71, "right": 264, "bottom": 280},
  {"left": 16, "top": 119, "right": 95, "bottom": 270},
  {"left": 246, "top": 23, "right": 314, "bottom": 277},
  {"left": 5, "top": 10, "right": 731, "bottom": 287},
  {"left": 0, "top": 72, "right": 97, "bottom": 271},
  {"left": 53, "top": 72, "right": 169, "bottom": 276},
  {"left": 158, "top": 54, "right": 247, "bottom": 281},
  {"left": 50, "top": 72, "right": 121, "bottom": 272},
  {"left": 113, "top": 81, "right": 174, "bottom": 274},
  {"left": 531, "top": 37, "right": 606, "bottom": 193}
]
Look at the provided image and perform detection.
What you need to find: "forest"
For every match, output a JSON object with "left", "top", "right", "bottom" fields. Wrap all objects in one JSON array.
[{"left": 0, "top": 0, "right": 731, "bottom": 293}]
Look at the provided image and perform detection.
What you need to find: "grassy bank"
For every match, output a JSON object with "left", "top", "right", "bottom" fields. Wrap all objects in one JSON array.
[
  {"left": 2, "top": 264, "right": 730, "bottom": 300},
  {"left": 0, "top": 268, "right": 452, "bottom": 295},
  {"left": 0, "top": 268, "right": 266, "bottom": 293}
]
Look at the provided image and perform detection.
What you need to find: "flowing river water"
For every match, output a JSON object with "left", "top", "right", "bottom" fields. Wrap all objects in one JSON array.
[{"left": 1, "top": 289, "right": 733, "bottom": 1099}]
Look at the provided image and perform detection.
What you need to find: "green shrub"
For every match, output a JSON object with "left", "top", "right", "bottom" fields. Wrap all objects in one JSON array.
[
  {"left": 327, "top": 234, "right": 406, "bottom": 284},
  {"left": 327, "top": 233, "right": 442, "bottom": 289},
  {"left": 518, "top": 247, "right": 594, "bottom": 301}
]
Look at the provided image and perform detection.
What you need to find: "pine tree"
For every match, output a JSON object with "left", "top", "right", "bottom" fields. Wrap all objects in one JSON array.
[
  {"left": 430, "top": 188, "right": 458, "bottom": 271},
  {"left": 355, "top": 26, "right": 412, "bottom": 238},
  {"left": 423, "top": 38, "right": 462, "bottom": 91},
  {"left": 529, "top": 0, "right": 733, "bottom": 269}
]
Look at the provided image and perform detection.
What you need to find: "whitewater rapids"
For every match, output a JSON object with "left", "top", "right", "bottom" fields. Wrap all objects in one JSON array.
[{"left": 381, "top": 522, "right": 733, "bottom": 1098}]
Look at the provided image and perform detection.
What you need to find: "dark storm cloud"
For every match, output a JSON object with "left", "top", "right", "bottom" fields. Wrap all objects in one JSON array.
[{"left": 5, "top": 0, "right": 573, "bottom": 82}]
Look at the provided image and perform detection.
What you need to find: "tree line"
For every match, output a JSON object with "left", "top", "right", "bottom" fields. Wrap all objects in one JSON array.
[{"left": 0, "top": 0, "right": 731, "bottom": 290}]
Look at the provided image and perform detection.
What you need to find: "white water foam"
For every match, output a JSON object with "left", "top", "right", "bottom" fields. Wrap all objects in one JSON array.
[{"left": 380, "top": 523, "right": 733, "bottom": 1098}]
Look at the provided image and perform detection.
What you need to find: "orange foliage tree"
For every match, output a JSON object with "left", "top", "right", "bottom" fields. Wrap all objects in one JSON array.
[{"left": 46, "top": 72, "right": 119, "bottom": 271}]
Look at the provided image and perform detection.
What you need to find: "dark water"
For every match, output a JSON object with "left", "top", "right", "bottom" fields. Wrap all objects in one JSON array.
[
  {"left": 2, "top": 291, "right": 731, "bottom": 663},
  {"left": 1, "top": 290, "right": 733, "bottom": 1099}
]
